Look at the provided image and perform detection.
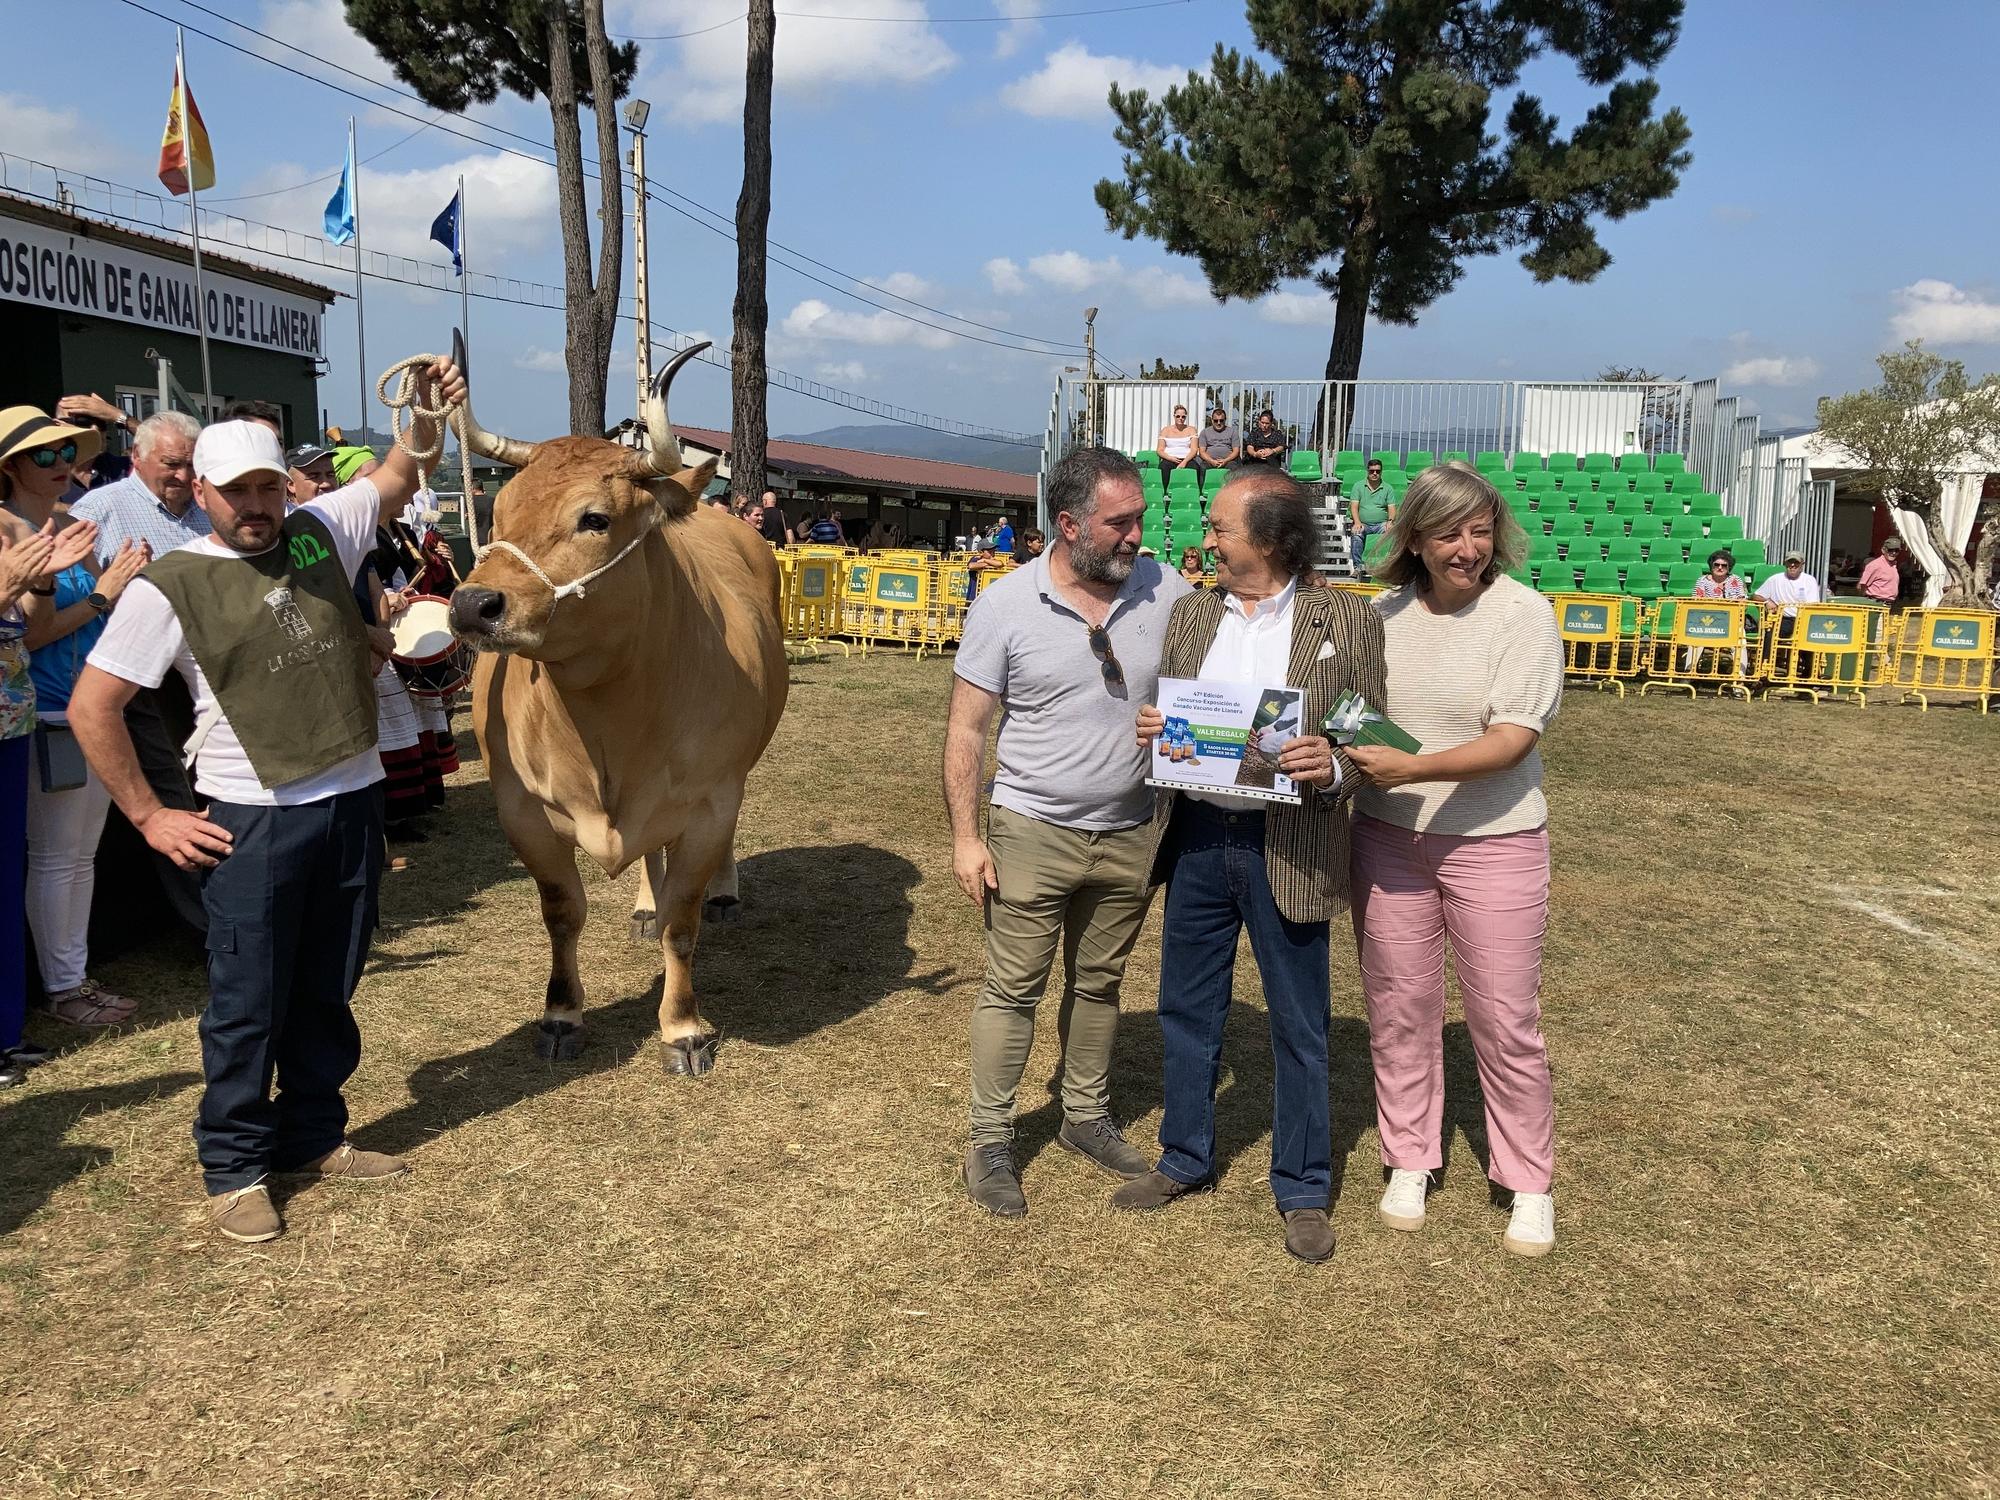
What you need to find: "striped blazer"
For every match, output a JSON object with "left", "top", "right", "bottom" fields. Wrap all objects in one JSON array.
[{"left": 1144, "top": 584, "right": 1388, "bottom": 923}]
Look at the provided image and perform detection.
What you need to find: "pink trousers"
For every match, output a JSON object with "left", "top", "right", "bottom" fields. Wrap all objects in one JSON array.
[{"left": 1350, "top": 814, "right": 1555, "bottom": 1194}]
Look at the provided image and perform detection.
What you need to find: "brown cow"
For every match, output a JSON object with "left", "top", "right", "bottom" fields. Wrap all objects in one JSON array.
[{"left": 448, "top": 341, "right": 788, "bottom": 1074}]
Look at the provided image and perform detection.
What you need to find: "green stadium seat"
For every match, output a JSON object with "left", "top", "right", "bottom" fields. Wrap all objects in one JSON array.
[
  {"left": 1610, "top": 494, "right": 1649, "bottom": 523},
  {"left": 1548, "top": 451, "right": 1580, "bottom": 472},
  {"left": 1623, "top": 566, "right": 1663, "bottom": 603},
  {"left": 1548, "top": 512, "right": 1586, "bottom": 541},
  {"left": 1505, "top": 564, "right": 1534, "bottom": 587},
  {"left": 1579, "top": 561, "right": 1626, "bottom": 595},
  {"left": 1405, "top": 450, "right": 1436, "bottom": 471},
  {"left": 1476, "top": 450, "right": 1507, "bottom": 470},
  {"left": 1616, "top": 453, "right": 1652, "bottom": 471},
  {"left": 1747, "top": 561, "right": 1784, "bottom": 590},
  {"left": 1666, "top": 513, "right": 1705, "bottom": 543},
  {"left": 1731, "top": 538, "right": 1766, "bottom": 568},
  {"left": 1664, "top": 562, "right": 1701, "bottom": 594},
  {"left": 1201, "top": 466, "right": 1232, "bottom": 498},
  {"left": 1528, "top": 531, "right": 1563, "bottom": 560},
  {"left": 1142, "top": 470, "right": 1165, "bottom": 496},
  {"left": 1654, "top": 453, "right": 1686, "bottom": 475},
  {"left": 1631, "top": 471, "right": 1668, "bottom": 494},
  {"left": 1513, "top": 451, "right": 1546, "bottom": 471},
  {"left": 1370, "top": 450, "right": 1401, "bottom": 467},
  {"left": 1167, "top": 467, "right": 1199, "bottom": 497},
  {"left": 1606, "top": 537, "right": 1645, "bottom": 567},
  {"left": 1583, "top": 453, "right": 1615, "bottom": 474},
  {"left": 1503, "top": 491, "right": 1535, "bottom": 521},
  {"left": 1706, "top": 514, "right": 1745, "bottom": 543},
  {"left": 1336, "top": 449, "right": 1364, "bottom": 468},
  {"left": 1686, "top": 492, "right": 1723, "bottom": 518},
  {"left": 1583, "top": 514, "right": 1623, "bottom": 539},
  {"left": 1443, "top": 450, "right": 1471, "bottom": 465},
  {"left": 1289, "top": 451, "right": 1324, "bottom": 482}
]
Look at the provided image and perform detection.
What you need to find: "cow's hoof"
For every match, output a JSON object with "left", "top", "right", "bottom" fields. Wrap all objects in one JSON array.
[
  {"left": 534, "top": 1019, "right": 584, "bottom": 1060},
  {"left": 630, "top": 910, "right": 660, "bottom": 943},
  {"left": 702, "top": 896, "right": 742, "bottom": 925},
  {"left": 661, "top": 1034, "right": 717, "bottom": 1077}
]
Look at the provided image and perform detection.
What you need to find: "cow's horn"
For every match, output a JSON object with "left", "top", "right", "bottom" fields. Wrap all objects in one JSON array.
[
  {"left": 451, "top": 327, "right": 537, "bottom": 469},
  {"left": 633, "top": 341, "right": 710, "bottom": 478}
]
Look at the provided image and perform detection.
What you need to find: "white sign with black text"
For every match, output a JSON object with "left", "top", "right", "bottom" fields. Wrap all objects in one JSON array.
[{"left": 0, "top": 213, "right": 325, "bottom": 357}]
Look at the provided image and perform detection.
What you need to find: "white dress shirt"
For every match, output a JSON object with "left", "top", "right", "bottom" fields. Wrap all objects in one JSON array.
[{"left": 1188, "top": 577, "right": 1313, "bottom": 809}]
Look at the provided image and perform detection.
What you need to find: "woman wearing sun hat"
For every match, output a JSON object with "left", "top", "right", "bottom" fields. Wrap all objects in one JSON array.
[
  {"left": 3, "top": 405, "right": 157, "bottom": 1033},
  {"left": 0, "top": 407, "right": 121, "bottom": 1079}
]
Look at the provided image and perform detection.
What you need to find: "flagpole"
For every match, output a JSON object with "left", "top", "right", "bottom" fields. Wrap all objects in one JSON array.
[
  {"left": 178, "top": 28, "right": 216, "bottom": 419},
  {"left": 457, "top": 174, "right": 470, "bottom": 356},
  {"left": 349, "top": 117, "right": 369, "bottom": 447}
]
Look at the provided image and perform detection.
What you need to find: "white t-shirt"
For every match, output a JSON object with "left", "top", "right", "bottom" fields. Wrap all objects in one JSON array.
[
  {"left": 1754, "top": 570, "right": 1820, "bottom": 616},
  {"left": 89, "top": 480, "right": 387, "bottom": 807}
]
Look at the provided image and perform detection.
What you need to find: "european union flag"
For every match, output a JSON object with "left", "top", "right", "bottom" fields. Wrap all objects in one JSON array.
[
  {"left": 430, "top": 189, "right": 462, "bottom": 275},
  {"left": 323, "top": 137, "right": 357, "bottom": 246}
]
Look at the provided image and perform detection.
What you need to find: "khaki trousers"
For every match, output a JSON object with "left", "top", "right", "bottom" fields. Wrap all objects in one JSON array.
[{"left": 968, "top": 805, "right": 1156, "bottom": 1145}]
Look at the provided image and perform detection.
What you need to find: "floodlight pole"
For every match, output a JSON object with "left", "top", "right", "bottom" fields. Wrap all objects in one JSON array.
[
  {"left": 626, "top": 99, "right": 653, "bottom": 429},
  {"left": 1083, "top": 306, "right": 1099, "bottom": 446}
]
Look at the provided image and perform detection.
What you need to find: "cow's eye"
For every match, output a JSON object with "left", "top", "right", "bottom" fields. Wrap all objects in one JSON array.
[{"left": 578, "top": 512, "right": 610, "bottom": 533}]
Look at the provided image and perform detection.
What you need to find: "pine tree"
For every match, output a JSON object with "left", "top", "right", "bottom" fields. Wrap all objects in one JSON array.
[
  {"left": 1096, "top": 0, "right": 1693, "bottom": 437},
  {"left": 341, "top": 0, "right": 635, "bottom": 437}
]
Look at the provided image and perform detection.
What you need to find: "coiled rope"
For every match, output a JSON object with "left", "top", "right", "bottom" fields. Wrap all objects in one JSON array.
[{"left": 375, "top": 354, "right": 481, "bottom": 551}]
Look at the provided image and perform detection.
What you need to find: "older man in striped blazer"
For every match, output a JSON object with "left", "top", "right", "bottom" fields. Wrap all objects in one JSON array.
[{"left": 1111, "top": 469, "right": 1387, "bottom": 1263}]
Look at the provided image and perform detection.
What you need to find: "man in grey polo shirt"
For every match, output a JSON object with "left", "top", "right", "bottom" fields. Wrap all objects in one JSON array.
[{"left": 943, "top": 446, "right": 1191, "bottom": 1217}]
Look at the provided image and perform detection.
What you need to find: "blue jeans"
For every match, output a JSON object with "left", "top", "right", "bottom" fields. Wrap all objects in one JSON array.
[
  {"left": 1155, "top": 799, "right": 1332, "bottom": 1209},
  {"left": 194, "top": 788, "right": 382, "bottom": 1191},
  {"left": 1351, "top": 521, "right": 1385, "bottom": 566}
]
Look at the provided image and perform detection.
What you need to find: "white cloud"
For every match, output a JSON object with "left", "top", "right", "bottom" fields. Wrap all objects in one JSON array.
[
  {"left": 1027, "top": 250, "right": 1120, "bottom": 291},
  {"left": 0, "top": 92, "right": 114, "bottom": 172},
  {"left": 1255, "top": 291, "right": 1328, "bottom": 326},
  {"left": 1890, "top": 279, "right": 2000, "bottom": 346},
  {"left": 514, "top": 347, "right": 567, "bottom": 373},
  {"left": 865, "top": 271, "right": 937, "bottom": 300},
  {"left": 985, "top": 257, "right": 1029, "bottom": 295},
  {"left": 999, "top": 42, "right": 1185, "bottom": 121},
  {"left": 1128, "top": 265, "right": 1209, "bottom": 308},
  {"left": 815, "top": 360, "right": 869, "bottom": 383},
  {"left": 1722, "top": 355, "right": 1823, "bottom": 387},
  {"left": 781, "top": 298, "right": 953, "bottom": 350},
  {"left": 635, "top": 0, "right": 958, "bottom": 126},
  {"left": 990, "top": 0, "right": 1044, "bottom": 59}
]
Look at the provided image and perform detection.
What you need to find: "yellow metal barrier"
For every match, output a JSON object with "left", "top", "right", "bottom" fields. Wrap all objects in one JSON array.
[
  {"left": 784, "top": 549, "right": 850, "bottom": 656},
  {"left": 1758, "top": 601, "right": 1889, "bottom": 705},
  {"left": 1549, "top": 592, "right": 1644, "bottom": 697},
  {"left": 1640, "top": 598, "right": 1754, "bottom": 699},
  {"left": 843, "top": 556, "right": 935, "bottom": 656},
  {"left": 1887, "top": 608, "right": 1995, "bottom": 712}
]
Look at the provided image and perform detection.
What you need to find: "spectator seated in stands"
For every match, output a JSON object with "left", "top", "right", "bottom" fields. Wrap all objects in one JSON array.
[
  {"left": 1693, "top": 549, "right": 1746, "bottom": 601},
  {"left": 1192, "top": 407, "right": 1240, "bottom": 477},
  {"left": 1178, "top": 545, "right": 1207, "bottom": 585},
  {"left": 1242, "top": 410, "right": 1288, "bottom": 469},
  {"left": 1349, "top": 459, "right": 1397, "bottom": 567},
  {"left": 1156, "top": 405, "right": 1198, "bottom": 472}
]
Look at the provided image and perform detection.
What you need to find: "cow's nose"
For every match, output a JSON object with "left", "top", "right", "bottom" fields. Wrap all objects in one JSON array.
[{"left": 450, "top": 587, "right": 506, "bottom": 633}]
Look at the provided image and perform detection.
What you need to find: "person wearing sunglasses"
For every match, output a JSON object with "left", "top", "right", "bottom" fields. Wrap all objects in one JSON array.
[
  {"left": 1113, "top": 469, "right": 1387, "bottom": 1264},
  {"left": 1156, "top": 405, "right": 1199, "bottom": 471},
  {"left": 0, "top": 407, "right": 120, "bottom": 1081},
  {"left": 945, "top": 446, "right": 1193, "bottom": 1219},
  {"left": 2, "top": 408, "right": 155, "bottom": 1033}
]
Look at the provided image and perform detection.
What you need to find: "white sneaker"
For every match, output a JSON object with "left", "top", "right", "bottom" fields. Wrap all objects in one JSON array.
[
  {"left": 1504, "top": 1191, "right": 1556, "bottom": 1257},
  {"left": 1378, "top": 1168, "right": 1429, "bottom": 1231}
]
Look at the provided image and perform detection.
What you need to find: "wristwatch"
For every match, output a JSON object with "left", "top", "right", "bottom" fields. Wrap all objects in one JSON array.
[{"left": 86, "top": 591, "right": 113, "bottom": 615}]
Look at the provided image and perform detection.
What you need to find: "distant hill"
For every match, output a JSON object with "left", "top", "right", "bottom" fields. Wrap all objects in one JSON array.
[{"left": 778, "top": 424, "right": 1041, "bottom": 475}]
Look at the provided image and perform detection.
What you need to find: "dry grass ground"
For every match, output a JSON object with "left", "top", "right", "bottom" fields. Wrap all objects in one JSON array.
[{"left": 1, "top": 655, "right": 1996, "bottom": 1499}]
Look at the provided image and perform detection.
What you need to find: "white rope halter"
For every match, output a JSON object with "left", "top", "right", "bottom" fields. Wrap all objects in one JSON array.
[{"left": 376, "top": 353, "right": 659, "bottom": 608}]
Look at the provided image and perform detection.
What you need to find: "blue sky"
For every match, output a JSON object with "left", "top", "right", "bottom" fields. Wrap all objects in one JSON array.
[{"left": 5, "top": 0, "right": 1999, "bottom": 447}]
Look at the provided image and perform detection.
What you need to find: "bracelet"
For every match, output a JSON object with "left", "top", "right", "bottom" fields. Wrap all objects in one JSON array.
[{"left": 28, "top": 584, "right": 56, "bottom": 597}]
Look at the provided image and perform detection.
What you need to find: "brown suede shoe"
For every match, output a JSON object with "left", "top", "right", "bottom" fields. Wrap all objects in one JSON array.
[
  {"left": 1057, "top": 1117, "right": 1150, "bottom": 1180},
  {"left": 209, "top": 1183, "right": 283, "bottom": 1243},
  {"left": 277, "top": 1142, "right": 410, "bottom": 1183},
  {"left": 1109, "top": 1170, "right": 1210, "bottom": 1212},
  {"left": 1282, "top": 1208, "right": 1335, "bottom": 1263}
]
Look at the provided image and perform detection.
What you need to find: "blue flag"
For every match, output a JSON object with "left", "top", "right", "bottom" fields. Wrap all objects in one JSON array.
[
  {"left": 430, "top": 188, "right": 462, "bottom": 275},
  {"left": 323, "top": 137, "right": 357, "bottom": 246}
]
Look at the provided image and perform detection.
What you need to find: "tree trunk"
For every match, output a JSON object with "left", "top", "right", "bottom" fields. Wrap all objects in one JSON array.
[
  {"left": 1912, "top": 502, "right": 1979, "bottom": 606},
  {"left": 731, "top": 0, "right": 776, "bottom": 502},
  {"left": 545, "top": 0, "right": 612, "bottom": 437},
  {"left": 583, "top": 0, "right": 623, "bottom": 425},
  {"left": 1318, "top": 246, "right": 1371, "bottom": 452},
  {"left": 1972, "top": 498, "right": 2000, "bottom": 606}
]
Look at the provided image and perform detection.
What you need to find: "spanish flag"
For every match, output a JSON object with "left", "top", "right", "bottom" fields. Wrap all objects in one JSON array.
[{"left": 157, "top": 57, "right": 215, "bottom": 196}]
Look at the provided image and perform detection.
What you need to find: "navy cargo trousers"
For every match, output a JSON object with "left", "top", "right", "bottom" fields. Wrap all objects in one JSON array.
[{"left": 194, "top": 787, "right": 382, "bottom": 1193}]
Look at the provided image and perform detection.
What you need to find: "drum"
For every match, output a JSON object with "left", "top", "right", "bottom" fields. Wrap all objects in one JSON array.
[{"left": 389, "top": 595, "right": 473, "bottom": 701}]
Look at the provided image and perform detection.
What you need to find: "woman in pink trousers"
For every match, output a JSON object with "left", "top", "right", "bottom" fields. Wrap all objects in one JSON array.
[{"left": 1343, "top": 462, "right": 1564, "bottom": 1257}]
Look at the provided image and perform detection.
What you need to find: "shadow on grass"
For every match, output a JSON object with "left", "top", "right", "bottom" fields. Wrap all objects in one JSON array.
[
  {"left": 353, "top": 841, "right": 934, "bottom": 1157},
  {"left": 0, "top": 1072, "right": 203, "bottom": 1236}
]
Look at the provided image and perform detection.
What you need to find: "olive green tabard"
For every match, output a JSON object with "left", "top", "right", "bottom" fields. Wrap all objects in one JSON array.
[{"left": 144, "top": 511, "right": 377, "bottom": 790}]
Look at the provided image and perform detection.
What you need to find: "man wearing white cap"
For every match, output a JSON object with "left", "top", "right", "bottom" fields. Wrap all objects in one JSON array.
[
  {"left": 1755, "top": 549, "right": 1822, "bottom": 681},
  {"left": 67, "top": 357, "right": 466, "bottom": 1245}
]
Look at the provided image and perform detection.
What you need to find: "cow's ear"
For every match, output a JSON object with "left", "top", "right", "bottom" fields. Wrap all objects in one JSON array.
[{"left": 650, "top": 458, "right": 716, "bottom": 516}]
